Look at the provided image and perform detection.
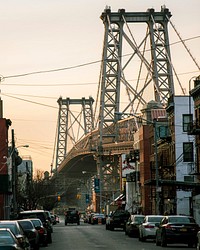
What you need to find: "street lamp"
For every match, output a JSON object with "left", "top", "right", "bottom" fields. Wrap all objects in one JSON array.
[
  {"left": 82, "top": 171, "right": 95, "bottom": 209},
  {"left": 189, "top": 76, "right": 197, "bottom": 115},
  {"left": 10, "top": 137, "right": 29, "bottom": 219},
  {"left": 115, "top": 112, "right": 160, "bottom": 214}
]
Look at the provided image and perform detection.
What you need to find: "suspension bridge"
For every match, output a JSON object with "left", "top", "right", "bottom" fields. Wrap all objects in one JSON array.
[{"left": 50, "top": 6, "right": 199, "bottom": 209}]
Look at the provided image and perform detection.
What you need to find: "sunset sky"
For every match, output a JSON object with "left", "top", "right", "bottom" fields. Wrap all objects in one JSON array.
[{"left": 0, "top": 0, "right": 199, "bottom": 174}]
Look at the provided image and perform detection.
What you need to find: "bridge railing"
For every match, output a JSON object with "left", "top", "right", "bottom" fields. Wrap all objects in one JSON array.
[{"left": 62, "top": 117, "right": 137, "bottom": 162}]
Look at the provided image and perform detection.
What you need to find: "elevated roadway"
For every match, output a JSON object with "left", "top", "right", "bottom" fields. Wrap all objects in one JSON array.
[{"left": 57, "top": 117, "right": 136, "bottom": 178}]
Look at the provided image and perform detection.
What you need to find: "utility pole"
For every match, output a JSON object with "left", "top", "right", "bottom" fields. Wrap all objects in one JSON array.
[
  {"left": 154, "top": 119, "right": 160, "bottom": 215},
  {"left": 11, "top": 129, "right": 17, "bottom": 219}
]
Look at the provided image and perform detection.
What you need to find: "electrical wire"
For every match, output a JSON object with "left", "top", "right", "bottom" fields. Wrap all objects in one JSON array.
[
  {"left": 0, "top": 93, "right": 58, "bottom": 109},
  {"left": 0, "top": 35, "right": 199, "bottom": 82},
  {"left": 0, "top": 82, "right": 98, "bottom": 86},
  {"left": 2, "top": 60, "right": 101, "bottom": 80}
]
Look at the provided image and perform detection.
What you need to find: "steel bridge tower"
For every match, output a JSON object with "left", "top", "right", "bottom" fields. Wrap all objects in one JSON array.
[
  {"left": 97, "top": 6, "right": 175, "bottom": 211},
  {"left": 55, "top": 97, "right": 94, "bottom": 172}
]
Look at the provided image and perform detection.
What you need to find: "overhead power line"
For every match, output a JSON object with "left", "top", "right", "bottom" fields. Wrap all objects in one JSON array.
[
  {"left": 2, "top": 60, "right": 101, "bottom": 80},
  {"left": 0, "top": 70, "right": 199, "bottom": 87},
  {"left": 0, "top": 35, "right": 199, "bottom": 81},
  {"left": 0, "top": 93, "right": 58, "bottom": 109}
]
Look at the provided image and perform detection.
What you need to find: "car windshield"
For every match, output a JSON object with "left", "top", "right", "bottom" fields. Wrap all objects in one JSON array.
[
  {"left": 0, "top": 224, "right": 18, "bottom": 235},
  {"left": 169, "top": 216, "right": 195, "bottom": 223},
  {"left": 19, "top": 221, "right": 33, "bottom": 229},
  {"left": 94, "top": 214, "right": 105, "bottom": 218},
  {"left": 135, "top": 217, "right": 145, "bottom": 223},
  {"left": 19, "top": 212, "right": 46, "bottom": 223},
  {"left": 31, "top": 220, "right": 41, "bottom": 227},
  {"left": 0, "top": 231, "right": 15, "bottom": 245},
  {"left": 113, "top": 210, "right": 129, "bottom": 216},
  {"left": 67, "top": 211, "right": 78, "bottom": 215},
  {"left": 148, "top": 216, "right": 163, "bottom": 222}
]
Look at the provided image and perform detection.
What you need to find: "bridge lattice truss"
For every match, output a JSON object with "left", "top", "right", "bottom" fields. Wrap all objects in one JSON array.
[{"left": 55, "top": 6, "right": 176, "bottom": 200}]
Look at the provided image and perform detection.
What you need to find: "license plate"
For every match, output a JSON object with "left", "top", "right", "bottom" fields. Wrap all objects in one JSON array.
[{"left": 180, "top": 228, "right": 187, "bottom": 232}]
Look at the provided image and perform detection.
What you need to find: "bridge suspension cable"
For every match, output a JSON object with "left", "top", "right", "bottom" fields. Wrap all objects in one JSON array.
[{"left": 167, "top": 16, "right": 200, "bottom": 72}]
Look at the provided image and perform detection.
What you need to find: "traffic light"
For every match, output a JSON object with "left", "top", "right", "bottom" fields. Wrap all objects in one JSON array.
[
  {"left": 94, "top": 178, "right": 100, "bottom": 193},
  {"left": 85, "top": 194, "right": 90, "bottom": 203},
  {"left": 76, "top": 194, "right": 81, "bottom": 199},
  {"left": 134, "top": 149, "right": 140, "bottom": 161},
  {"left": 57, "top": 195, "right": 61, "bottom": 202}
]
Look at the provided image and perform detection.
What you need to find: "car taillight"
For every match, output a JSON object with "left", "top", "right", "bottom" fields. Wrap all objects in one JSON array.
[
  {"left": 165, "top": 224, "right": 176, "bottom": 230},
  {"left": 144, "top": 225, "right": 154, "bottom": 228},
  {"left": 38, "top": 228, "right": 45, "bottom": 234}
]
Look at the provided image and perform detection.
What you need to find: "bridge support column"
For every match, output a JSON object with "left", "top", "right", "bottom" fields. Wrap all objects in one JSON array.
[{"left": 96, "top": 147, "right": 121, "bottom": 213}]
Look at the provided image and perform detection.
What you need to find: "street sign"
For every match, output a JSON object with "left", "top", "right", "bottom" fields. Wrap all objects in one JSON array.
[{"left": 94, "top": 178, "right": 100, "bottom": 193}]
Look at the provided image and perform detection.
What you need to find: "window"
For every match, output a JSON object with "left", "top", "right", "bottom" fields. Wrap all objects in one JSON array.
[
  {"left": 159, "top": 126, "right": 168, "bottom": 139},
  {"left": 182, "top": 114, "right": 193, "bottom": 132},
  {"left": 183, "top": 142, "right": 194, "bottom": 162}
]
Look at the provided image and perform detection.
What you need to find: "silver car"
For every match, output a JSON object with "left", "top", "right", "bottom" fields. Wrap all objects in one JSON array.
[
  {"left": 139, "top": 215, "right": 164, "bottom": 241},
  {"left": 197, "top": 230, "right": 200, "bottom": 250}
]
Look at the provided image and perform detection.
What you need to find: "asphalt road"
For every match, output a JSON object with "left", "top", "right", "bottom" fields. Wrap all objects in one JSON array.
[{"left": 46, "top": 217, "right": 195, "bottom": 250}]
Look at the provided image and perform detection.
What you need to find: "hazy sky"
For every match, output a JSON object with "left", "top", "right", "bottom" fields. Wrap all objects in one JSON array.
[{"left": 0, "top": 0, "right": 199, "bottom": 174}]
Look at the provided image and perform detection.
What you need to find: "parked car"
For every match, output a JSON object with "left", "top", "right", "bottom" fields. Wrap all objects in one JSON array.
[
  {"left": 197, "top": 230, "right": 200, "bottom": 250},
  {"left": 0, "top": 228, "right": 28, "bottom": 250},
  {"left": 65, "top": 210, "right": 80, "bottom": 225},
  {"left": 91, "top": 213, "right": 106, "bottom": 225},
  {"left": 18, "top": 219, "right": 40, "bottom": 250},
  {"left": 55, "top": 214, "right": 60, "bottom": 223},
  {"left": 50, "top": 213, "right": 56, "bottom": 225},
  {"left": 139, "top": 215, "right": 164, "bottom": 241},
  {"left": 0, "top": 220, "right": 30, "bottom": 250},
  {"left": 106, "top": 209, "right": 130, "bottom": 231},
  {"left": 155, "top": 215, "right": 199, "bottom": 247},
  {"left": 18, "top": 210, "right": 52, "bottom": 244},
  {"left": 29, "top": 218, "right": 48, "bottom": 247},
  {"left": 85, "top": 213, "right": 95, "bottom": 224},
  {"left": 44, "top": 211, "right": 53, "bottom": 233},
  {"left": 125, "top": 214, "right": 145, "bottom": 237}
]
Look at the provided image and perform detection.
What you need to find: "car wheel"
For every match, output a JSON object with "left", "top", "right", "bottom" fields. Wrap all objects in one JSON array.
[
  {"left": 161, "top": 233, "right": 167, "bottom": 247},
  {"left": 140, "top": 232, "right": 145, "bottom": 242},
  {"left": 43, "top": 241, "right": 48, "bottom": 247},
  {"left": 155, "top": 234, "right": 160, "bottom": 246},
  {"left": 47, "top": 233, "right": 52, "bottom": 244},
  {"left": 34, "top": 243, "right": 40, "bottom": 250},
  {"left": 188, "top": 242, "right": 194, "bottom": 248},
  {"left": 138, "top": 232, "right": 142, "bottom": 241}
]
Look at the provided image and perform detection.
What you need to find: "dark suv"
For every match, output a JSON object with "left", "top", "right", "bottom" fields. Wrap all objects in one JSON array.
[
  {"left": 18, "top": 210, "right": 52, "bottom": 243},
  {"left": 65, "top": 210, "right": 80, "bottom": 225},
  {"left": 106, "top": 209, "right": 130, "bottom": 231}
]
